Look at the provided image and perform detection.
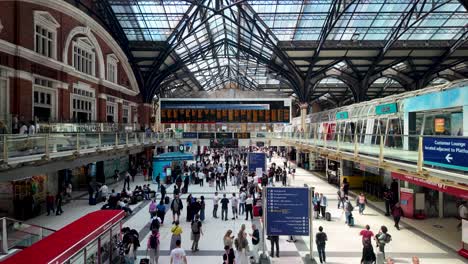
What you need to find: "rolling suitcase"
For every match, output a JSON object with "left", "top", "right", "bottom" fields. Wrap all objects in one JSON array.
[{"left": 325, "top": 212, "right": 331, "bottom": 221}]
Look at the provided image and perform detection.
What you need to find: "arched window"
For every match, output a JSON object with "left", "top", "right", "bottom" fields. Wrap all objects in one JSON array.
[{"left": 72, "top": 37, "right": 96, "bottom": 76}]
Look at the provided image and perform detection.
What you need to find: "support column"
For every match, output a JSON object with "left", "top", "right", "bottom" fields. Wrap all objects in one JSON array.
[
  {"left": 299, "top": 103, "right": 308, "bottom": 133},
  {"left": 438, "top": 192, "right": 444, "bottom": 218}
]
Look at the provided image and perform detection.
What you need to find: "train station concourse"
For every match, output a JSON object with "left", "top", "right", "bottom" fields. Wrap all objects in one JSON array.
[{"left": 0, "top": 0, "right": 467, "bottom": 263}]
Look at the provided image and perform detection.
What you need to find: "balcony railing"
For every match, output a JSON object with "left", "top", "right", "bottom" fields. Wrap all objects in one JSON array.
[
  {"left": 0, "top": 132, "right": 175, "bottom": 165},
  {"left": 0, "top": 217, "right": 55, "bottom": 254}
]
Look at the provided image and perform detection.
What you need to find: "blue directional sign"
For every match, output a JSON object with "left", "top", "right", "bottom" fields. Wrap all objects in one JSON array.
[
  {"left": 248, "top": 152, "right": 266, "bottom": 172},
  {"left": 182, "top": 132, "right": 198, "bottom": 138},
  {"left": 266, "top": 187, "right": 310, "bottom": 236},
  {"left": 423, "top": 137, "right": 468, "bottom": 171}
]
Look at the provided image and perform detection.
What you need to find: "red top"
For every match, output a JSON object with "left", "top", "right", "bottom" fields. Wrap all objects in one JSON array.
[
  {"left": 2, "top": 210, "right": 125, "bottom": 264},
  {"left": 359, "top": 230, "right": 374, "bottom": 242}
]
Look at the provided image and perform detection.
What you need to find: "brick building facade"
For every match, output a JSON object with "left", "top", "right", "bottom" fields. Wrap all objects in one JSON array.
[{"left": 0, "top": 0, "right": 152, "bottom": 129}]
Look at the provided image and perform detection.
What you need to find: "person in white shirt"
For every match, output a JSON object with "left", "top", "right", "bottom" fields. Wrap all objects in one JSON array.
[
  {"left": 170, "top": 239, "right": 187, "bottom": 264},
  {"left": 245, "top": 195, "right": 254, "bottom": 220},
  {"left": 239, "top": 190, "right": 247, "bottom": 215},
  {"left": 19, "top": 123, "right": 28, "bottom": 135},
  {"left": 28, "top": 123, "right": 36, "bottom": 135},
  {"left": 99, "top": 184, "right": 109, "bottom": 200},
  {"left": 231, "top": 193, "right": 239, "bottom": 220},
  {"left": 213, "top": 192, "right": 220, "bottom": 218},
  {"left": 197, "top": 171, "right": 204, "bottom": 187}
]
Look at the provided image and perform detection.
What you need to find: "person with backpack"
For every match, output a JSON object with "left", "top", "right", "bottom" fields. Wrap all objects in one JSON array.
[
  {"left": 147, "top": 229, "right": 160, "bottom": 264},
  {"left": 313, "top": 193, "right": 321, "bottom": 219},
  {"left": 156, "top": 200, "right": 166, "bottom": 224},
  {"left": 344, "top": 196, "right": 354, "bottom": 226},
  {"left": 357, "top": 193, "right": 368, "bottom": 215},
  {"left": 316, "top": 226, "right": 328, "bottom": 264},
  {"left": 191, "top": 214, "right": 203, "bottom": 252},
  {"left": 171, "top": 195, "right": 183, "bottom": 223},
  {"left": 170, "top": 220, "right": 183, "bottom": 251},
  {"left": 150, "top": 215, "right": 161, "bottom": 231},
  {"left": 375, "top": 225, "right": 391, "bottom": 260}
]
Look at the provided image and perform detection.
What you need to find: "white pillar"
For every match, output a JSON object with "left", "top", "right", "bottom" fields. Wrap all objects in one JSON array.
[{"left": 438, "top": 192, "right": 444, "bottom": 218}]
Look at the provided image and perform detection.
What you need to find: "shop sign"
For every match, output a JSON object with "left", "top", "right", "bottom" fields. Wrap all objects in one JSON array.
[
  {"left": 336, "top": 111, "right": 349, "bottom": 120},
  {"left": 391, "top": 172, "right": 468, "bottom": 199},
  {"left": 375, "top": 103, "right": 398, "bottom": 115},
  {"left": 423, "top": 137, "right": 468, "bottom": 171},
  {"left": 434, "top": 118, "right": 445, "bottom": 133},
  {"left": 182, "top": 132, "right": 198, "bottom": 138}
]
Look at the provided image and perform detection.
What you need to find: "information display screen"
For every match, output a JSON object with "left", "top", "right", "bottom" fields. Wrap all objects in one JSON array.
[
  {"left": 210, "top": 139, "right": 239, "bottom": 148},
  {"left": 160, "top": 99, "right": 291, "bottom": 124},
  {"left": 234, "top": 133, "right": 251, "bottom": 139}
]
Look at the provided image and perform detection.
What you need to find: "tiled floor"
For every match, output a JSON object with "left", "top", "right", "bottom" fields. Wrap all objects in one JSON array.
[{"left": 24, "top": 156, "right": 467, "bottom": 264}]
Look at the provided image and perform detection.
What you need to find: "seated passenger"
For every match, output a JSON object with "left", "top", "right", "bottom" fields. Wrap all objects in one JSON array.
[
  {"left": 119, "top": 199, "right": 133, "bottom": 215},
  {"left": 99, "top": 184, "right": 109, "bottom": 201}
]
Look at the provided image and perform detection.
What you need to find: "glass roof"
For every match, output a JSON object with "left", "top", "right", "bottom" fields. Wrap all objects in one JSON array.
[
  {"left": 249, "top": 0, "right": 467, "bottom": 41},
  {"left": 105, "top": 0, "right": 467, "bottom": 99}
]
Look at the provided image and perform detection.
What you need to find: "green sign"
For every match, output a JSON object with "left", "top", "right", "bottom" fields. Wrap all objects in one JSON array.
[
  {"left": 336, "top": 111, "right": 349, "bottom": 120},
  {"left": 376, "top": 103, "right": 398, "bottom": 115}
]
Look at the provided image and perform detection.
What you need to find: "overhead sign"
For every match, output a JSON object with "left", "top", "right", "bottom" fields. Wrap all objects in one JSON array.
[
  {"left": 423, "top": 137, "right": 468, "bottom": 171},
  {"left": 248, "top": 152, "right": 266, "bottom": 172},
  {"left": 216, "top": 132, "right": 233, "bottom": 139},
  {"left": 266, "top": 187, "right": 310, "bottom": 236},
  {"left": 182, "top": 132, "right": 198, "bottom": 138},
  {"left": 336, "top": 111, "right": 349, "bottom": 120},
  {"left": 234, "top": 132, "right": 250, "bottom": 139},
  {"left": 376, "top": 103, "right": 398, "bottom": 115},
  {"left": 198, "top": 132, "right": 215, "bottom": 139}
]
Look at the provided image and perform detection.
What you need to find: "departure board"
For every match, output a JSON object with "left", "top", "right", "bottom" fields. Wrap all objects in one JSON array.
[{"left": 160, "top": 99, "right": 291, "bottom": 124}]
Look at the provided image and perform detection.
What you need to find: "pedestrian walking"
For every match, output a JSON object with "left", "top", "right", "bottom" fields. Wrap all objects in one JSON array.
[
  {"left": 320, "top": 193, "right": 328, "bottom": 218},
  {"left": 375, "top": 226, "right": 391, "bottom": 260},
  {"left": 239, "top": 190, "right": 246, "bottom": 215},
  {"left": 156, "top": 200, "right": 166, "bottom": 224},
  {"left": 124, "top": 171, "right": 131, "bottom": 190},
  {"left": 171, "top": 195, "right": 183, "bottom": 223},
  {"left": 170, "top": 221, "right": 183, "bottom": 252},
  {"left": 316, "top": 226, "right": 327, "bottom": 264},
  {"left": 46, "top": 192, "right": 55, "bottom": 216},
  {"left": 191, "top": 214, "right": 203, "bottom": 252},
  {"left": 213, "top": 192, "right": 220, "bottom": 218},
  {"left": 147, "top": 229, "right": 160, "bottom": 264},
  {"left": 221, "top": 194, "right": 230, "bottom": 221},
  {"left": 245, "top": 195, "right": 253, "bottom": 220},
  {"left": 357, "top": 192, "right": 367, "bottom": 215},
  {"left": 199, "top": 196, "right": 205, "bottom": 221},
  {"left": 269, "top": 235, "right": 279, "bottom": 258},
  {"left": 249, "top": 224, "right": 260, "bottom": 263},
  {"left": 359, "top": 225, "right": 374, "bottom": 246},
  {"left": 55, "top": 191, "right": 64, "bottom": 215},
  {"left": 337, "top": 187, "right": 345, "bottom": 209},
  {"left": 231, "top": 193, "right": 239, "bottom": 220},
  {"left": 344, "top": 196, "right": 354, "bottom": 225},
  {"left": 361, "top": 240, "right": 376, "bottom": 264},
  {"left": 313, "top": 193, "right": 320, "bottom": 219},
  {"left": 391, "top": 203, "right": 404, "bottom": 230},
  {"left": 170, "top": 240, "right": 187, "bottom": 264}
]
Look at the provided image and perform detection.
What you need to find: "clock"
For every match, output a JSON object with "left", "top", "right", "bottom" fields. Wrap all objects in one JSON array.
[{"left": 179, "top": 144, "right": 185, "bottom": 152}]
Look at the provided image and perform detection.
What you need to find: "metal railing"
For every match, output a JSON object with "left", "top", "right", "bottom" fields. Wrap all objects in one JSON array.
[
  {"left": 0, "top": 132, "right": 176, "bottom": 164},
  {"left": 0, "top": 217, "right": 55, "bottom": 254},
  {"left": 0, "top": 131, "right": 465, "bottom": 174}
]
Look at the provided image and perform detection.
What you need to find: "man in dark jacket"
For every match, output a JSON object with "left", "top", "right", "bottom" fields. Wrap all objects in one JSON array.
[
  {"left": 316, "top": 226, "right": 328, "bottom": 264},
  {"left": 171, "top": 194, "right": 183, "bottom": 223}
]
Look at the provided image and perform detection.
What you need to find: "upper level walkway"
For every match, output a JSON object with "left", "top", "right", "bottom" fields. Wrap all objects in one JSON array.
[{"left": 0, "top": 131, "right": 466, "bottom": 184}]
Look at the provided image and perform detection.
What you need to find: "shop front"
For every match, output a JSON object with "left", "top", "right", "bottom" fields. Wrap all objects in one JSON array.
[{"left": 392, "top": 172, "right": 468, "bottom": 219}]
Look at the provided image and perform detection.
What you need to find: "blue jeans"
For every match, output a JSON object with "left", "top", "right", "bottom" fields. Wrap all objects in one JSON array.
[
  {"left": 345, "top": 211, "right": 351, "bottom": 223},
  {"left": 359, "top": 203, "right": 365, "bottom": 214},
  {"left": 317, "top": 244, "right": 326, "bottom": 263}
]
